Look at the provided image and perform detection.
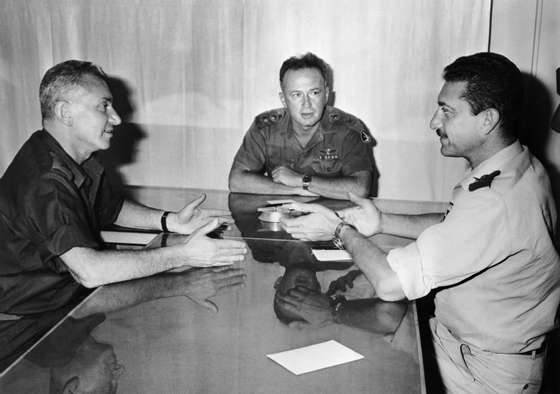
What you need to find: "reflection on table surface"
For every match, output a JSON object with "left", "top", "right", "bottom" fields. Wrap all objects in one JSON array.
[{"left": 0, "top": 189, "right": 444, "bottom": 393}]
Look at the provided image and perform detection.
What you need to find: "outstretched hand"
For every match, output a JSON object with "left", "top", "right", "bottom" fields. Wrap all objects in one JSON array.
[
  {"left": 337, "top": 192, "right": 382, "bottom": 237},
  {"left": 180, "top": 219, "right": 247, "bottom": 267},
  {"left": 168, "top": 194, "right": 233, "bottom": 234},
  {"left": 280, "top": 202, "right": 341, "bottom": 241}
]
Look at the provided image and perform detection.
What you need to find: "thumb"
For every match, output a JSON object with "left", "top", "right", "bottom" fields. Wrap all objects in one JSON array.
[
  {"left": 286, "top": 202, "right": 326, "bottom": 214},
  {"left": 186, "top": 193, "right": 206, "bottom": 210},
  {"left": 188, "top": 297, "right": 219, "bottom": 312},
  {"left": 200, "top": 299, "right": 219, "bottom": 313}
]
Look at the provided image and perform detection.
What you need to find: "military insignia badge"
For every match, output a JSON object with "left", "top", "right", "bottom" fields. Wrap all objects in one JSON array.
[{"left": 360, "top": 130, "right": 371, "bottom": 143}]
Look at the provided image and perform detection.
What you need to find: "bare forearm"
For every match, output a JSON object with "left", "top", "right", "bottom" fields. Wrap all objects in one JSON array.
[
  {"left": 336, "top": 299, "right": 407, "bottom": 334},
  {"left": 308, "top": 172, "right": 371, "bottom": 200},
  {"left": 62, "top": 246, "right": 191, "bottom": 288},
  {"left": 229, "top": 169, "right": 300, "bottom": 195},
  {"left": 114, "top": 199, "right": 164, "bottom": 230},
  {"left": 380, "top": 212, "right": 444, "bottom": 238},
  {"left": 73, "top": 273, "right": 185, "bottom": 317},
  {"left": 341, "top": 227, "right": 405, "bottom": 301}
]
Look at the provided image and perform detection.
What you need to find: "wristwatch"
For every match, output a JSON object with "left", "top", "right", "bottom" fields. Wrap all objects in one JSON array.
[{"left": 302, "top": 174, "right": 312, "bottom": 190}]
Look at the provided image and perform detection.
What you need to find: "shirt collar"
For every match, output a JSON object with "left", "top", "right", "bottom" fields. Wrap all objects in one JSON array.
[
  {"left": 458, "top": 140, "right": 523, "bottom": 190},
  {"left": 39, "top": 129, "right": 102, "bottom": 189}
]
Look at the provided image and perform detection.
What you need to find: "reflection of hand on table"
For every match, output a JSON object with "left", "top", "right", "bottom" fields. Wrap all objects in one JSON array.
[
  {"left": 276, "top": 286, "right": 335, "bottom": 328},
  {"left": 177, "top": 266, "right": 246, "bottom": 312}
]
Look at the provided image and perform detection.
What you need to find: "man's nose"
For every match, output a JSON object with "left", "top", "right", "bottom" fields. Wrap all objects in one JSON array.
[
  {"left": 302, "top": 94, "right": 312, "bottom": 108},
  {"left": 109, "top": 108, "right": 122, "bottom": 126},
  {"left": 429, "top": 111, "right": 440, "bottom": 130}
]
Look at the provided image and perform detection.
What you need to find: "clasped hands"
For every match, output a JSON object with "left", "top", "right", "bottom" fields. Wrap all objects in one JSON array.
[
  {"left": 271, "top": 166, "right": 317, "bottom": 196},
  {"left": 280, "top": 192, "right": 382, "bottom": 241}
]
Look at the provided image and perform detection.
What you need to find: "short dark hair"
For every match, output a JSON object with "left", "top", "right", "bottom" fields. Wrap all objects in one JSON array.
[
  {"left": 443, "top": 52, "right": 523, "bottom": 137},
  {"left": 279, "top": 52, "right": 329, "bottom": 88},
  {"left": 39, "top": 60, "right": 108, "bottom": 120}
]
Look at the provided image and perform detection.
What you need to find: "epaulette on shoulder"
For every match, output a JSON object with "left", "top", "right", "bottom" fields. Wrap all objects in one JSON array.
[
  {"left": 468, "top": 170, "right": 501, "bottom": 192},
  {"left": 48, "top": 152, "right": 74, "bottom": 183},
  {"left": 326, "top": 107, "right": 375, "bottom": 145},
  {"left": 255, "top": 108, "right": 287, "bottom": 129}
]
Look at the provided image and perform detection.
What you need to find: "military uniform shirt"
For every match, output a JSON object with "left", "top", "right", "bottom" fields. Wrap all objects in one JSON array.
[
  {"left": 232, "top": 106, "right": 374, "bottom": 178},
  {"left": 387, "top": 141, "right": 560, "bottom": 353},
  {"left": 0, "top": 130, "right": 124, "bottom": 315}
]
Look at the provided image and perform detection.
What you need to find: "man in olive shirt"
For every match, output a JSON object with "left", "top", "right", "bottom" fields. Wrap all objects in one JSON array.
[
  {"left": 229, "top": 53, "right": 375, "bottom": 200},
  {"left": 0, "top": 60, "right": 247, "bottom": 316}
]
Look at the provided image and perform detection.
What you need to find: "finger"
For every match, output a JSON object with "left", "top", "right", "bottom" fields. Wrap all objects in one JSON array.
[
  {"left": 284, "top": 202, "right": 324, "bottom": 213},
  {"left": 187, "top": 194, "right": 206, "bottom": 210},
  {"left": 214, "top": 239, "right": 247, "bottom": 249},
  {"left": 216, "top": 276, "right": 246, "bottom": 290},
  {"left": 201, "top": 299, "right": 219, "bottom": 313},
  {"left": 190, "top": 218, "right": 220, "bottom": 237},
  {"left": 287, "top": 321, "right": 309, "bottom": 329}
]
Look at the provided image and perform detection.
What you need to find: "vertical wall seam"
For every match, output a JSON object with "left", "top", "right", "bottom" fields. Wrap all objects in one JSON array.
[{"left": 530, "top": 0, "right": 544, "bottom": 75}]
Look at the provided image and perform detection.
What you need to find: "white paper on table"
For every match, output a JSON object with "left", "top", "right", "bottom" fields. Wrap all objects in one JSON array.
[
  {"left": 312, "top": 249, "right": 352, "bottom": 262},
  {"left": 266, "top": 340, "right": 364, "bottom": 375}
]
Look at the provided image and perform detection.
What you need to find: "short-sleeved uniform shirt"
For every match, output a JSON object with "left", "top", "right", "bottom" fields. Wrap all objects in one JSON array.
[
  {"left": 232, "top": 106, "right": 375, "bottom": 178},
  {"left": 387, "top": 141, "right": 560, "bottom": 353},
  {"left": 0, "top": 130, "right": 124, "bottom": 315}
]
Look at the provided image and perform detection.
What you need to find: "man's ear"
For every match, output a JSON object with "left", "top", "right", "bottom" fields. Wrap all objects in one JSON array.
[
  {"left": 481, "top": 108, "right": 500, "bottom": 135},
  {"left": 54, "top": 101, "right": 73, "bottom": 127},
  {"left": 278, "top": 91, "right": 286, "bottom": 108},
  {"left": 62, "top": 376, "right": 80, "bottom": 394}
]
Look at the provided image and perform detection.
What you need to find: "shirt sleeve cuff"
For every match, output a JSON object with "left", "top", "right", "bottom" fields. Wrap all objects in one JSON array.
[{"left": 387, "top": 242, "right": 431, "bottom": 300}]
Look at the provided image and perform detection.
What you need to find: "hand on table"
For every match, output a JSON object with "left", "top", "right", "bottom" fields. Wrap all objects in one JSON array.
[
  {"left": 180, "top": 219, "right": 247, "bottom": 266},
  {"left": 337, "top": 192, "right": 382, "bottom": 237},
  {"left": 276, "top": 286, "right": 335, "bottom": 328},
  {"left": 168, "top": 193, "right": 233, "bottom": 234},
  {"left": 271, "top": 166, "right": 302, "bottom": 187},
  {"left": 178, "top": 266, "right": 246, "bottom": 312},
  {"left": 280, "top": 202, "right": 341, "bottom": 241}
]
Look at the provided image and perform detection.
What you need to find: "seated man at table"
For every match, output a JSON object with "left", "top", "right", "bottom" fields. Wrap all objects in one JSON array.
[
  {"left": 0, "top": 60, "right": 247, "bottom": 317},
  {"left": 228, "top": 52, "right": 375, "bottom": 200},
  {"left": 281, "top": 52, "right": 560, "bottom": 393}
]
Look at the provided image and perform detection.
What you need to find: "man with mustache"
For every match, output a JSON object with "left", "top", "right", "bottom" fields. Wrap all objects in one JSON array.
[{"left": 281, "top": 52, "right": 560, "bottom": 393}]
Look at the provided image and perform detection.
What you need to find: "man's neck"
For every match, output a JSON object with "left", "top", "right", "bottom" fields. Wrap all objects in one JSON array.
[
  {"left": 467, "top": 136, "right": 517, "bottom": 169},
  {"left": 292, "top": 122, "right": 320, "bottom": 148},
  {"left": 43, "top": 122, "right": 90, "bottom": 165}
]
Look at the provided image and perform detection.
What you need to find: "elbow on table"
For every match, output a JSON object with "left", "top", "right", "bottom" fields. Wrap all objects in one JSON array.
[
  {"left": 228, "top": 168, "right": 245, "bottom": 192},
  {"left": 62, "top": 248, "right": 106, "bottom": 289}
]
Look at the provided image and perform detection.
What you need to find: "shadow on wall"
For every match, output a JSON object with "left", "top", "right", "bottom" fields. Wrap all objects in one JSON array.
[
  {"left": 519, "top": 72, "right": 560, "bottom": 200},
  {"left": 99, "top": 76, "right": 147, "bottom": 198},
  {"left": 326, "top": 62, "right": 380, "bottom": 197},
  {"left": 519, "top": 74, "right": 560, "bottom": 394}
]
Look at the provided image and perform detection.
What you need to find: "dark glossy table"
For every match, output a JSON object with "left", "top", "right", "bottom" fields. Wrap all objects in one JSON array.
[{"left": 0, "top": 188, "right": 446, "bottom": 393}]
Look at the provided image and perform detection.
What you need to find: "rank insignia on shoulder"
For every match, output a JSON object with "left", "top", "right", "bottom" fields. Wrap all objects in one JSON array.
[
  {"left": 468, "top": 170, "right": 501, "bottom": 191},
  {"left": 360, "top": 130, "right": 372, "bottom": 144},
  {"left": 256, "top": 109, "right": 285, "bottom": 129}
]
